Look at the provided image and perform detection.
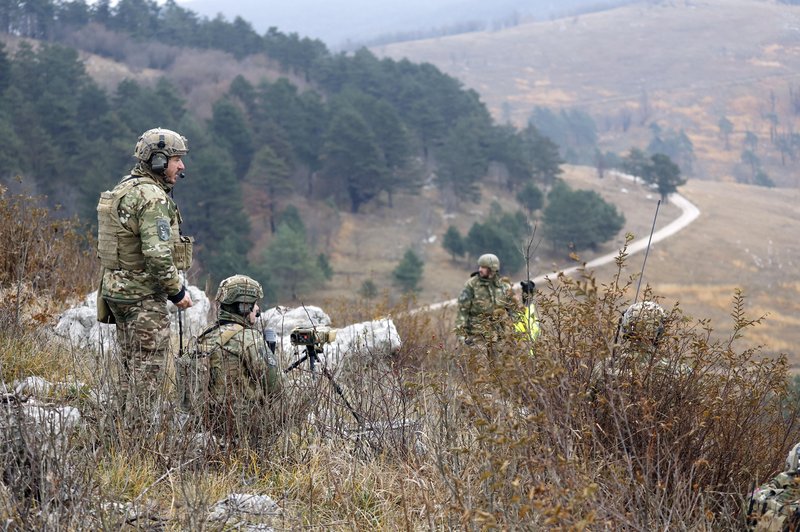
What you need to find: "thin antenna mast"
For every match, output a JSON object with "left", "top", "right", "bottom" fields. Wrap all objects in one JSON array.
[{"left": 634, "top": 199, "right": 661, "bottom": 303}]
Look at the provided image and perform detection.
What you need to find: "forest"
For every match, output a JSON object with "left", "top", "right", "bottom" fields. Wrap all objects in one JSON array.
[{"left": 0, "top": 0, "right": 682, "bottom": 297}]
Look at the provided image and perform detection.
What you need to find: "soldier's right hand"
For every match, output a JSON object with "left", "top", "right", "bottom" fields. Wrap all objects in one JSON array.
[{"left": 175, "top": 293, "right": 193, "bottom": 309}]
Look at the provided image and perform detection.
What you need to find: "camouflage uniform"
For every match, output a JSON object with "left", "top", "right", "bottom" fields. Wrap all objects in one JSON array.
[
  {"left": 747, "top": 443, "right": 800, "bottom": 531},
  {"left": 186, "top": 275, "right": 283, "bottom": 443},
  {"left": 748, "top": 472, "right": 800, "bottom": 530},
  {"left": 455, "top": 254, "right": 515, "bottom": 344},
  {"left": 97, "top": 128, "right": 192, "bottom": 408}
]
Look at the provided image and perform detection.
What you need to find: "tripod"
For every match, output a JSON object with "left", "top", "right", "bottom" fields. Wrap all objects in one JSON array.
[{"left": 284, "top": 342, "right": 362, "bottom": 424}]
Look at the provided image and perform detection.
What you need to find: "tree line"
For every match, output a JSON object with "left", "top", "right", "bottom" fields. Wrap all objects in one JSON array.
[{"left": 0, "top": 0, "right": 687, "bottom": 299}]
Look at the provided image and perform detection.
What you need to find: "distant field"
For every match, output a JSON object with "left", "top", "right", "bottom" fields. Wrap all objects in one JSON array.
[
  {"left": 569, "top": 173, "right": 800, "bottom": 364},
  {"left": 373, "top": 0, "right": 800, "bottom": 188},
  {"left": 296, "top": 164, "right": 800, "bottom": 365},
  {"left": 366, "top": 0, "right": 800, "bottom": 363}
]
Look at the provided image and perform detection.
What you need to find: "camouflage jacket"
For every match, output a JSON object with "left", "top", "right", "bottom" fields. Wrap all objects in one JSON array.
[
  {"left": 199, "top": 308, "right": 283, "bottom": 407},
  {"left": 455, "top": 272, "right": 515, "bottom": 339},
  {"left": 748, "top": 471, "right": 800, "bottom": 531},
  {"left": 98, "top": 164, "right": 188, "bottom": 303}
]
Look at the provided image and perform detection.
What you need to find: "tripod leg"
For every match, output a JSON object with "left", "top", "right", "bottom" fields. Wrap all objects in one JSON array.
[{"left": 320, "top": 365, "right": 362, "bottom": 424}]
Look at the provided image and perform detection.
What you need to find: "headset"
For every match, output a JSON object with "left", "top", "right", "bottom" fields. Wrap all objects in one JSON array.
[{"left": 149, "top": 136, "right": 168, "bottom": 174}]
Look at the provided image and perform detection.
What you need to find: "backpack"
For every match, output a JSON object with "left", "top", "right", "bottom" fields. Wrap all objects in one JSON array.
[{"left": 175, "top": 324, "right": 243, "bottom": 415}]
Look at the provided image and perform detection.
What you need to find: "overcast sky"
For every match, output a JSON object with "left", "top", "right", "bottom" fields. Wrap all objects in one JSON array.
[{"left": 170, "top": 0, "right": 611, "bottom": 49}]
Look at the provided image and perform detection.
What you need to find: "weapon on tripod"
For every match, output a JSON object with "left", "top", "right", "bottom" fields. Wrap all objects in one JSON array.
[{"left": 284, "top": 326, "right": 362, "bottom": 424}]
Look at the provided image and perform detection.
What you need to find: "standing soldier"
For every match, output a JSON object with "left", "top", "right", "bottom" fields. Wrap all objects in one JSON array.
[
  {"left": 454, "top": 253, "right": 516, "bottom": 345},
  {"left": 96, "top": 127, "right": 194, "bottom": 414}
]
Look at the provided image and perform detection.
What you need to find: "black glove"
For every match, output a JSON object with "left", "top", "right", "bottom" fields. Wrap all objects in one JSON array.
[{"left": 520, "top": 280, "right": 536, "bottom": 295}]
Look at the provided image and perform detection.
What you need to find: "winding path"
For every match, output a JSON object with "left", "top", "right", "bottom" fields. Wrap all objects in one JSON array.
[{"left": 421, "top": 173, "right": 701, "bottom": 313}]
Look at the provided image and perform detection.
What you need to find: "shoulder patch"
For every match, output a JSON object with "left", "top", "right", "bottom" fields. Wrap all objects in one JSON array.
[
  {"left": 156, "top": 218, "right": 171, "bottom": 241},
  {"left": 458, "top": 288, "right": 471, "bottom": 304}
]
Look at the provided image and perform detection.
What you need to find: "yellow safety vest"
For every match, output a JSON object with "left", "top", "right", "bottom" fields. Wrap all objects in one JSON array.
[{"left": 514, "top": 303, "right": 541, "bottom": 354}]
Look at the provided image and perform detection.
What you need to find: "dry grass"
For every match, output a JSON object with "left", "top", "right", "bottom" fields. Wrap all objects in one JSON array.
[
  {"left": 1, "top": 219, "right": 796, "bottom": 528},
  {"left": 290, "top": 162, "right": 800, "bottom": 364}
]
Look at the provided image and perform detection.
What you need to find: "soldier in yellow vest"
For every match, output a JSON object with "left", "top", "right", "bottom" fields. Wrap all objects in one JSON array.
[
  {"left": 96, "top": 128, "right": 194, "bottom": 412},
  {"left": 514, "top": 279, "right": 541, "bottom": 355}
]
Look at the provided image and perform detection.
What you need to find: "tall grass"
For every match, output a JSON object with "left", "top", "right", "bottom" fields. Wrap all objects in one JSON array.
[{"left": 1, "top": 186, "right": 796, "bottom": 529}]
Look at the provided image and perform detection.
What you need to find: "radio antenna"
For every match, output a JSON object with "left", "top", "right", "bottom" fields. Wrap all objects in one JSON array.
[{"left": 634, "top": 199, "right": 661, "bottom": 304}]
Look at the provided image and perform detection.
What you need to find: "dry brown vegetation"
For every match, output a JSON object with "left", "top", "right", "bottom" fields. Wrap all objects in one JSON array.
[
  {"left": 299, "top": 163, "right": 800, "bottom": 365},
  {"left": 0, "top": 183, "right": 98, "bottom": 330},
  {"left": 2, "top": 175, "right": 800, "bottom": 529}
]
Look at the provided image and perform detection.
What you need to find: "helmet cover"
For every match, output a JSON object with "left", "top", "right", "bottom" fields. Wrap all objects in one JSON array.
[
  {"left": 215, "top": 274, "right": 264, "bottom": 305},
  {"left": 621, "top": 301, "right": 666, "bottom": 342},
  {"left": 477, "top": 253, "right": 500, "bottom": 272},
  {"left": 133, "top": 127, "right": 188, "bottom": 163}
]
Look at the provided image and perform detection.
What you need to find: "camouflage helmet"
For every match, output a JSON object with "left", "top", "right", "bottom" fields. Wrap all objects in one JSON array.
[
  {"left": 621, "top": 301, "right": 666, "bottom": 342},
  {"left": 215, "top": 274, "right": 263, "bottom": 305},
  {"left": 133, "top": 127, "right": 188, "bottom": 164},
  {"left": 477, "top": 253, "right": 500, "bottom": 273},
  {"left": 786, "top": 442, "right": 800, "bottom": 472}
]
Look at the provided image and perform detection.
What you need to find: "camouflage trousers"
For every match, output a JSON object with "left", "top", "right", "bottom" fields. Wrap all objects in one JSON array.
[{"left": 106, "top": 294, "right": 172, "bottom": 415}]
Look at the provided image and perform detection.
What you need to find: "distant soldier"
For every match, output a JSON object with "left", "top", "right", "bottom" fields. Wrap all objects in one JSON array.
[
  {"left": 96, "top": 127, "right": 194, "bottom": 411},
  {"left": 178, "top": 275, "right": 283, "bottom": 444},
  {"left": 620, "top": 300, "right": 666, "bottom": 355},
  {"left": 455, "top": 253, "right": 515, "bottom": 345},
  {"left": 514, "top": 279, "right": 541, "bottom": 354},
  {"left": 606, "top": 300, "right": 692, "bottom": 379},
  {"left": 746, "top": 442, "right": 800, "bottom": 531}
]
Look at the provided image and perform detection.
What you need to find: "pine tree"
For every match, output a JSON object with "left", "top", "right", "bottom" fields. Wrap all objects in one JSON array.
[
  {"left": 442, "top": 225, "right": 466, "bottom": 261},
  {"left": 516, "top": 182, "right": 543, "bottom": 215},
  {"left": 260, "top": 222, "right": 324, "bottom": 301},
  {"left": 392, "top": 249, "right": 424, "bottom": 293},
  {"left": 210, "top": 96, "right": 254, "bottom": 179},
  {"left": 321, "top": 101, "right": 387, "bottom": 213}
]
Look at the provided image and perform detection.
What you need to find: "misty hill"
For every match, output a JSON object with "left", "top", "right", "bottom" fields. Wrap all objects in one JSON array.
[
  {"left": 374, "top": 0, "right": 800, "bottom": 188},
  {"left": 181, "top": 0, "right": 633, "bottom": 49}
]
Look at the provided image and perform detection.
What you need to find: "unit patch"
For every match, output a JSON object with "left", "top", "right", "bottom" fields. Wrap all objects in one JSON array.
[{"left": 157, "top": 218, "right": 171, "bottom": 241}]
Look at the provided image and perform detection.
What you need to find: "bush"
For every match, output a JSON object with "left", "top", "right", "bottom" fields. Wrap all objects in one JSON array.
[
  {"left": 0, "top": 200, "right": 793, "bottom": 529},
  {"left": 424, "top": 245, "right": 797, "bottom": 528},
  {"left": 0, "top": 184, "right": 97, "bottom": 328}
]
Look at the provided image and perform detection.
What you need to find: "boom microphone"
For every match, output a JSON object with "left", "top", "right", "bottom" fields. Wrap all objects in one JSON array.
[{"left": 178, "top": 172, "right": 186, "bottom": 179}]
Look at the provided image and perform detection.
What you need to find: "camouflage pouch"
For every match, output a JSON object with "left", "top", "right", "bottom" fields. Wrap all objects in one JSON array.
[
  {"left": 175, "top": 350, "right": 210, "bottom": 414},
  {"left": 175, "top": 325, "right": 240, "bottom": 414},
  {"left": 96, "top": 274, "right": 115, "bottom": 324},
  {"left": 172, "top": 235, "right": 194, "bottom": 271}
]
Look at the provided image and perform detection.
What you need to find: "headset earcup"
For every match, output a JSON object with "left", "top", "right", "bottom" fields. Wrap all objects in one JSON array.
[{"left": 150, "top": 153, "right": 168, "bottom": 174}]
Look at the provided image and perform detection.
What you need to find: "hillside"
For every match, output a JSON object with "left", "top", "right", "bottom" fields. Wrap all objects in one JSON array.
[
  {"left": 294, "top": 162, "right": 800, "bottom": 363},
  {"left": 2, "top": 4, "right": 796, "bottom": 363},
  {"left": 373, "top": 0, "right": 800, "bottom": 187}
]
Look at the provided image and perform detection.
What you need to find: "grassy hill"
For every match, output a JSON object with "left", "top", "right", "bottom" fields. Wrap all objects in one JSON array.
[
  {"left": 365, "top": 0, "right": 800, "bottom": 361},
  {"left": 294, "top": 163, "right": 800, "bottom": 363},
  {"left": 373, "top": 0, "right": 800, "bottom": 187}
]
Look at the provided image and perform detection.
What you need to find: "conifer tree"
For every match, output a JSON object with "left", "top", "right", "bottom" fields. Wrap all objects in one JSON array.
[{"left": 392, "top": 248, "right": 424, "bottom": 293}]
